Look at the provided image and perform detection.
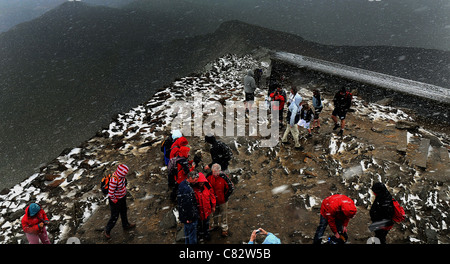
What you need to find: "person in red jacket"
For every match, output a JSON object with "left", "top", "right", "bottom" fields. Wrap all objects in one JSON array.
[
  {"left": 313, "top": 194, "right": 357, "bottom": 244},
  {"left": 175, "top": 146, "right": 195, "bottom": 184},
  {"left": 206, "top": 163, "right": 234, "bottom": 237},
  {"left": 270, "top": 86, "right": 286, "bottom": 127},
  {"left": 21, "top": 203, "right": 51, "bottom": 244},
  {"left": 170, "top": 136, "right": 189, "bottom": 159},
  {"left": 193, "top": 172, "right": 216, "bottom": 241}
]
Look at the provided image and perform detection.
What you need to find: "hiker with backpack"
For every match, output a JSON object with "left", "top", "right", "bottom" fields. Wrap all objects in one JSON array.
[
  {"left": 331, "top": 87, "right": 352, "bottom": 136},
  {"left": 170, "top": 133, "right": 188, "bottom": 159},
  {"left": 313, "top": 194, "right": 357, "bottom": 244},
  {"left": 281, "top": 86, "right": 302, "bottom": 149},
  {"left": 103, "top": 164, "right": 135, "bottom": 239},
  {"left": 269, "top": 85, "right": 287, "bottom": 128},
  {"left": 206, "top": 163, "right": 234, "bottom": 237},
  {"left": 193, "top": 172, "right": 216, "bottom": 241},
  {"left": 369, "top": 182, "right": 405, "bottom": 244},
  {"left": 168, "top": 145, "right": 195, "bottom": 202},
  {"left": 177, "top": 170, "right": 200, "bottom": 244},
  {"left": 204, "top": 135, "right": 233, "bottom": 172},
  {"left": 161, "top": 130, "right": 182, "bottom": 166},
  {"left": 21, "top": 203, "right": 51, "bottom": 244}
]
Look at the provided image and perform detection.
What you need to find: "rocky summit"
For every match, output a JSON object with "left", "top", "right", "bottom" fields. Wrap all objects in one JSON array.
[{"left": 0, "top": 50, "right": 449, "bottom": 244}]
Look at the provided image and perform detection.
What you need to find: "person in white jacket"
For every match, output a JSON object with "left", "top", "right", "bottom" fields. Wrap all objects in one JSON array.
[{"left": 281, "top": 87, "right": 302, "bottom": 149}]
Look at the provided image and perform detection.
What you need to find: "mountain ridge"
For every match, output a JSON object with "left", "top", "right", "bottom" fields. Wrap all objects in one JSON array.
[{"left": 0, "top": 2, "right": 448, "bottom": 191}]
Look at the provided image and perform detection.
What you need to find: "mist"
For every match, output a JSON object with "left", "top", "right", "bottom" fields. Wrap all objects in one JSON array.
[{"left": 0, "top": 0, "right": 448, "bottom": 51}]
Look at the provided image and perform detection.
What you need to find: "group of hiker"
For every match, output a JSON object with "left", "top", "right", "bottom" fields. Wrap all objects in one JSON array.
[
  {"left": 245, "top": 70, "right": 353, "bottom": 151},
  {"left": 161, "top": 131, "right": 235, "bottom": 244},
  {"left": 20, "top": 68, "right": 402, "bottom": 245}
]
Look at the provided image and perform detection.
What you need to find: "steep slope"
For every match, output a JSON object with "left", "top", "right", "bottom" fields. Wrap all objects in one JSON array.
[
  {"left": 1, "top": 52, "right": 448, "bottom": 245},
  {"left": 0, "top": 2, "right": 448, "bottom": 194}
]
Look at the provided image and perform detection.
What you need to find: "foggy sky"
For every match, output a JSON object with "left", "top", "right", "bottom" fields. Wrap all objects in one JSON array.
[{"left": 0, "top": 0, "right": 449, "bottom": 50}]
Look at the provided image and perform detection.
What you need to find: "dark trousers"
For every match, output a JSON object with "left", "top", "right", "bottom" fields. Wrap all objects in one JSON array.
[
  {"left": 105, "top": 196, "right": 130, "bottom": 234},
  {"left": 374, "top": 229, "right": 389, "bottom": 244},
  {"left": 197, "top": 216, "right": 211, "bottom": 241},
  {"left": 313, "top": 215, "right": 343, "bottom": 244}
]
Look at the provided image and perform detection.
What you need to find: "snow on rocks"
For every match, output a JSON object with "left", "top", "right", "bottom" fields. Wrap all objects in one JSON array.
[
  {"left": 0, "top": 52, "right": 449, "bottom": 244},
  {"left": 0, "top": 53, "right": 265, "bottom": 244}
]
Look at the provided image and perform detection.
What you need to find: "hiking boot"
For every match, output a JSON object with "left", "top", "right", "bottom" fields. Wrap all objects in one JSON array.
[
  {"left": 123, "top": 223, "right": 136, "bottom": 230},
  {"left": 337, "top": 130, "right": 344, "bottom": 136},
  {"left": 333, "top": 123, "right": 340, "bottom": 130}
]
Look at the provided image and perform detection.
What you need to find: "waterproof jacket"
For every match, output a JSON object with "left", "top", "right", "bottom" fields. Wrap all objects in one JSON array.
[
  {"left": 312, "top": 95, "right": 323, "bottom": 109},
  {"left": 170, "top": 136, "right": 189, "bottom": 159},
  {"left": 206, "top": 172, "right": 234, "bottom": 205},
  {"left": 287, "top": 93, "right": 302, "bottom": 126},
  {"left": 244, "top": 70, "right": 257, "bottom": 94},
  {"left": 333, "top": 91, "right": 352, "bottom": 110},
  {"left": 21, "top": 205, "right": 49, "bottom": 235},
  {"left": 177, "top": 179, "right": 199, "bottom": 223},
  {"left": 193, "top": 173, "right": 216, "bottom": 221},
  {"left": 270, "top": 89, "right": 286, "bottom": 111},
  {"left": 300, "top": 107, "right": 314, "bottom": 123},
  {"left": 370, "top": 183, "right": 395, "bottom": 230},
  {"left": 175, "top": 146, "right": 194, "bottom": 184},
  {"left": 205, "top": 136, "right": 233, "bottom": 169},
  {"left": 320, "top": 194, "right": 357, "bottom": 234}
]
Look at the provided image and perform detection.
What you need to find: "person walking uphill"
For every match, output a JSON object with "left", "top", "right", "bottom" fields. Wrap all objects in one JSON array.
[
  {"left": 313, "top": 194, "right": 357, "bottom": 244},
  {"left": 177, "top": 171, "right": 200, "bottom": 244},
  {"left": 21, "top": 203, "right": 51, "bottom": 244},
  {"left": 104, "top": 164, "right": 135, "bottom": 239}
]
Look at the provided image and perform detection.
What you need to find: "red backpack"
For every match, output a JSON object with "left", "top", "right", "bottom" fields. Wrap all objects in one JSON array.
[{"left": 392, "top": 199, "right": 406, "bottom": 222}]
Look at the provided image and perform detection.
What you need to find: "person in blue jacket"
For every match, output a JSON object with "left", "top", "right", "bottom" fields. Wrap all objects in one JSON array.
[
  {"left": 177, "top": 170, "right": 199, "bottom": 244},
  {"left": 248, "top": 228, "right": 281, "bottom": 244}
]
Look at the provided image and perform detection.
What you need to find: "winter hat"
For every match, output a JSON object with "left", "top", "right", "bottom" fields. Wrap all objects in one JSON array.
[
  {"left": 263, "top": 233, "right": 281, "bottom": 244},
  {"left": 172, "top": 130, "right": 183, "bottom": 140},
  {"left": 371, "top": 182, "right": 387, "bottom": 196},
  {"left": 29, "top": 203, "right": 40, "bottom": 217},
  {"left": 114, "top": 164, "right": 129, "bottom": 177},
  {"left": 205, "top": 134, "right": 216, "bottom": 144}
]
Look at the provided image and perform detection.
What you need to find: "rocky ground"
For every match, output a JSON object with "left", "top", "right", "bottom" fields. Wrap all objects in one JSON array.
[{"left": 1, "top": 51, "right": 449, "bottom": 244}]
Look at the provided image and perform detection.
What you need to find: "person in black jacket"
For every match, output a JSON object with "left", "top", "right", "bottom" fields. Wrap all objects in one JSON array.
[
  {"left": 369, "top": 182, "right": 395, "bottom": 244},
  {"left": 177, "top": 171, "right": 199, "bottom": 244},
  {"left": 331, "top": 87, "right": 352, "bottom": 136},
  {"left": 204, "top": 135, "right": 233, "bottom": 171}
]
